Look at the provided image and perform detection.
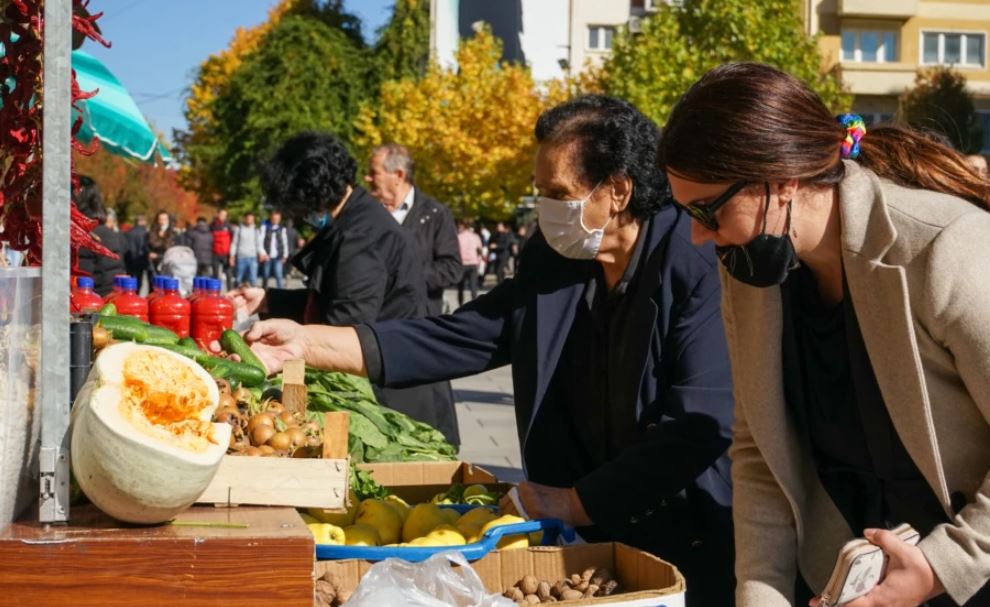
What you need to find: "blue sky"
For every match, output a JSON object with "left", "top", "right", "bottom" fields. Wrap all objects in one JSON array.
[{"left": 85, "top": 0, "right": 393, "bottom": 142}]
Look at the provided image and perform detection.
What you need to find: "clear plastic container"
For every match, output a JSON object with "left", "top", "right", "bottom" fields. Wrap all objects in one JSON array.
[{"left": 0, "top": 267, "right": 42, "bottom": 526}]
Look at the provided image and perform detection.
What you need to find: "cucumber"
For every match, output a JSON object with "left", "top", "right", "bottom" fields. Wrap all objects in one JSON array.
[
  {"left": 98, "top": 303, "right": 117, "bottom": 316},
  {"left": 200, "top": 356, "right": 266, "bottom": 387},
  {"left": 179, "top": 337, "right": 200, "bottom": 350},
  {"left": 220, "top": 330, "right": 266, "bottom": 374},
  {"left": 96, "top": 315, "right": 180, "bottom": 345},
  {"left": 157, "top": 342, "right": 210, "bottom": 364}
]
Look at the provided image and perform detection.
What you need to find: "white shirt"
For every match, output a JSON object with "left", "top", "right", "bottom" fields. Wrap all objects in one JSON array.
[{"left": 391, "top": 186, "right": 416, "bottom": 225}]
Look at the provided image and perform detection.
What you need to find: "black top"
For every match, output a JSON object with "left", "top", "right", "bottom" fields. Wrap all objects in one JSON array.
[
  {"left": 78, "top": 225, "right": 127, "bottom": 297},
  {"left": 400, "top": 190, "right": 463, "bottom": 315},
  {"left": 557, "top": 217, "right": 650, "bottom": 469},
  {"left": 267, "top": 187, "right": 428, "bottom": 325},
  {"left": 781, "top": 266, "right": 947, "bottom": 536}
]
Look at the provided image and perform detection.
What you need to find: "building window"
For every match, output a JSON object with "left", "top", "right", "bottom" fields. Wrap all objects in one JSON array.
[
  {"left": 842, "top": 29, "right": 897, "bottom": 63},
  {"left": 921, "top": 32, "right": 986, "bottom": 67},
  {"left": 861, "top": 112, "right": 895, "bottom": 127},
  {"left": 588, "top": 26, "right": 615, "bottom": 51}
]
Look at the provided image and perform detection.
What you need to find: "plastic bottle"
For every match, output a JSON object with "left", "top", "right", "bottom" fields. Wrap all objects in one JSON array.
[
  {"left": 150, "top": 277, "right": 191, "bottom": 338},
  {"left": 70, "top": 276, "right": 105, "bottom": 313},
  {"left": 114, "top": 277, "right": 149, "bottom": 322},
  {"left": 191, "top": 278, "right": 233, "bottom": 348},
  {"left": 103, "top": 275, "right": 129, "bottom": 306},
  {"left": 147, "top": 275, "right": 164, "bottom": 307},
  {"left": 188, "top": 276, "right": 206, "bottom": 305}
]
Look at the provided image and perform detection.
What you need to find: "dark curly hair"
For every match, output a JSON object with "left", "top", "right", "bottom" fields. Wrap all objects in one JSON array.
[
  {"left": 75, "top": 175, "right": 107, "bottom": 222},
  {"left": 261, "top": 131, "right": 357, "bottom": 214},
  {"left": 535, "top": 95, "right": 667, "bottom": 220}
]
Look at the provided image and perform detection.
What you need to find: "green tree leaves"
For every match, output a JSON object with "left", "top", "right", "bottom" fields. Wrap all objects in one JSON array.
[{"left": 597, "top": 0, "right": 850, "bottom": 126}]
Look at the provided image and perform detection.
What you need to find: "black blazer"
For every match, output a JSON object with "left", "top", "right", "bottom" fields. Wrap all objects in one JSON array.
[
  {"left": 268, "top": 187, "right": 427, "bottom": 324},
  {"left": 79, "top": 225, "right": 127, "bottom": 297},
  {"left": 368, "top": 204, "right": 735, "bottom": 600},
  {"left": 402, "top": 189, "right": 462, "bottom": 314}
]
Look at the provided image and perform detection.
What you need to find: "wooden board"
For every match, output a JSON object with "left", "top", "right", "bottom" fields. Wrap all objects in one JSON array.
[
  {"left": 281, "top": 359, "right": 307, "bottom": 415},
  {"left": 197, "top": 455, "right": 348, "bottom": 509},
  {"left": 0, "top": 505, "right": 314, "bottom": 607}
]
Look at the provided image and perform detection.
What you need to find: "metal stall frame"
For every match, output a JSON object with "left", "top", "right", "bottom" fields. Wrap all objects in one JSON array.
[{"left": 38, "top": 0, "right": 73, "bottom": 524}]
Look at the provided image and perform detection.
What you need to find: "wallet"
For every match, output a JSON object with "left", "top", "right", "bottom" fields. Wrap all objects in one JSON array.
[{"left": 819, "top": 523, "right": 921, "bottom": 607}]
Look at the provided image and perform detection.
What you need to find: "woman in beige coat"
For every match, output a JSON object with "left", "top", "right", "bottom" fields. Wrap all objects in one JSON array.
[{"left": 659, "top": 62, "right": 990, "bottom": 607}]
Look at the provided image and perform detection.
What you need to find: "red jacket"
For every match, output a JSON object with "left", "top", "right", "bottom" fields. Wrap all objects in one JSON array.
[{"left": 211, "top": 220, "right": 232, "bottom": 255}]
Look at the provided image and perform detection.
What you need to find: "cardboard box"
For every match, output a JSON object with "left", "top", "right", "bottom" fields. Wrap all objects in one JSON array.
[
  {"left": 316, "top": 542, "right": 686, "bottom": 607},
  {"left": 357, "top": 460, "right": 512, "bottom": 504}
]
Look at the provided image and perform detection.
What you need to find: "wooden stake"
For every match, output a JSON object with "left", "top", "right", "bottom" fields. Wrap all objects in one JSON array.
[
  {"left": 281, "top": 359, "right": 307, "bottom": 415},
  {"left": 323, "top": 412, "right": 349, "bottom": 460}
]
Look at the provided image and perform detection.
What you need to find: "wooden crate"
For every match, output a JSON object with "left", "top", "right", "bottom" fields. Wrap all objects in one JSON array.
[
  {"left": 0, "top": 504, "right": 314, "bottom": 607},
  {"left": 357, "top": 460, "right": 511, "bottom": 504}
]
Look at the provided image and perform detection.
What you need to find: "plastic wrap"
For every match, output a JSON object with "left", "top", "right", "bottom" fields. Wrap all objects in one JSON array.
[{"left": 345, "top": 551, "right": 515, "bottom": 607}]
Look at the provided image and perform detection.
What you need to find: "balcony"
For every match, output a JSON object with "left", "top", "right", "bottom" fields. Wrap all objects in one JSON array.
[
  {"left": 838, "top": 0, "right": 917, "bottom": 19},
  {"left": 841, "top": 62, "right": 917, "bottom": 95}
]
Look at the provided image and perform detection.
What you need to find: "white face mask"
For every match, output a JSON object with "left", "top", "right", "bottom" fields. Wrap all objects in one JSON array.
[{"left": 537, "top": 181, "right": 610, "bottom": 260}]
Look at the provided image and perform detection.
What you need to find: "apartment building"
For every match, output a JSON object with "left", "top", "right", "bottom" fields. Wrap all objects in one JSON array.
[{"left": 804, "top": 0, "right": 990, "bottom": 151}]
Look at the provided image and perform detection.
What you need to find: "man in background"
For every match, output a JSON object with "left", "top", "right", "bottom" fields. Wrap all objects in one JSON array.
[
  {"left": 364, "top": 143, "right": 461, "bottom": 447},
  {"left": 230, "top": 212, "right": 265, "bottom": 287},
  {"left": 456, "top": 220, "right": 483, "bottom": 306},
  {"left": 488, "top": 221, "right": 514, "bottom": 283},
  {"left": 187, "top": 216, "right": 214, "bottom": 278},
  {"left": 211, "top": 209, "right": 234, "bottom": 287},
  {"left": 365, "top": 144, "right": 461, "bottom": 315},
  {"left": 261, "top": 210, "right": 290, "bottom": 289},
  {"left": 125, "top": 214, "right": 149, "bottom": 292}
]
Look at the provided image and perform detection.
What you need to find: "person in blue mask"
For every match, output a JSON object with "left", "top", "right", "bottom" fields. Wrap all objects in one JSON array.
[
  {"left": 241, "top": 96, "right": 736, "bottom": 607},
  {"left": 661, "top": 63, "right": 990, "bottom": 607},
  {"left": 229, "top": 131, "right": 452, "bottom": 438}
]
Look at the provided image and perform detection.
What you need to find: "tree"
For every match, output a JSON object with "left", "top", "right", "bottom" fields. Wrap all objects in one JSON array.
[
  {"left": 373, "top": 0, "right": 430, "bottom": 86},
  {"left": 355, "top": 28, "right": 565, "bottom": 219},
  {"left": 177, "top": 0, "right": 364, "bottom": 207},
  {"left": 179, "top": 9, "right": 370, "bottom": 215},
  {"left": 594, "top": 0, "right": 850, "bottom": 127},
  {"left": 900, "top": 66, "right": 982, "bottom": 153},
  {"left": 74, "top": 144, "right": 204, "bottom": 226}
]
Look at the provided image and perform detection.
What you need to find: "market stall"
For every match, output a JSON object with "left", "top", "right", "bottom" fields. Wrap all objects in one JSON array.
[{"left": 0, "top": 2, "right": 687, "bottom": 605}]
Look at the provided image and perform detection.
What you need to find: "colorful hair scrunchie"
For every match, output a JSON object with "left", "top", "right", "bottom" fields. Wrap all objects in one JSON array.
[{"left": 838, "top": 113, "right": 867, "bottom": 160}]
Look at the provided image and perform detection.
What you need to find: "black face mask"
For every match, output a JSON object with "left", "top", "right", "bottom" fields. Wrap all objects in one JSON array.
[{"left": 715, "top": 183, "right": 799, "bottom": 288}]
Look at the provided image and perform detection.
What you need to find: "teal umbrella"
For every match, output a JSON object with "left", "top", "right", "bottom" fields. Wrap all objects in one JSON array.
[{"left": 72, "top": 50, "right": 171, "bottom": 163}]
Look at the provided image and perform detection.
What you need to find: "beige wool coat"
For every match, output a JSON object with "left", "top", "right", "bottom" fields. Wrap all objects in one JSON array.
[{"left": 724, "top": 161, "right": 990, "bottom": 606}]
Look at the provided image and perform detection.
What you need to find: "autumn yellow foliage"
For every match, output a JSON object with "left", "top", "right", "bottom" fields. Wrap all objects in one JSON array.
[{"left": 355, "top": 27, "right": 568, "bottom": 220}]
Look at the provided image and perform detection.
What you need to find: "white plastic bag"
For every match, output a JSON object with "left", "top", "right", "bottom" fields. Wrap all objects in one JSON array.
[{"left": 344, "top": 551, "right": 515, "bottom": 607}]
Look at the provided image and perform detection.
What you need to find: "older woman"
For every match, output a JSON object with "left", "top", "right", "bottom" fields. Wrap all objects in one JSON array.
[
  {"left": 244, "top": 96, "right": 736, "bottom": 606},
  {"left": 660, "top": 62, "right": 990, "bottom": 607}
]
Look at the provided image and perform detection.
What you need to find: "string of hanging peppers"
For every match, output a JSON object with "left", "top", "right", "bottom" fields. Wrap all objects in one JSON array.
[{"left": 0, "top": 0, "right": 114, "bottom": 269}]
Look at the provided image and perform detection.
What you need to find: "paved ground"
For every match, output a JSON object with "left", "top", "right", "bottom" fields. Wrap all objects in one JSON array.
[{"left": 440, "top": 288, "right": 524, "bottom": 483}]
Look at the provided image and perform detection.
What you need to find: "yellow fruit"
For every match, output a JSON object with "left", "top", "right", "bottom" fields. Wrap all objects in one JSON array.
[
  {"left": 383, "top": 494, "right": 411, "bottom": 522},
  {"left": 441, "top": 508, "right": 461, "bottom": 526},
  {"left": 402, "top": 503, "right": 448, "bottom": 542},
  {"left": 426, "top": 524, "right": 467, "bottom": 546},
  {"left": 481, "top": 514, "right": 529, "bottom": 550},
  {"left": 463, "top": 484, "right": 488, "bottom": 498},
  {"left": 307, "top": 489, "right": 359, "bottom": 527},
  {"left": 355, "top": 499, "right": 403, "bottom": 545},
  {"left": 457, "top": 506, "right": 498, "bottom": 529},
  {"left": 308, "top": 522, "right": 345, "bottom": 545},
  {"left": 343, "top": 523, "right": 381, "bottom": 546}
]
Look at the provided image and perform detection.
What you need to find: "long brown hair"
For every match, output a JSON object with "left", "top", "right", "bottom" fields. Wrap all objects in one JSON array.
[{"left": 658, "top": 62, "right": 990, "bottom": 209}]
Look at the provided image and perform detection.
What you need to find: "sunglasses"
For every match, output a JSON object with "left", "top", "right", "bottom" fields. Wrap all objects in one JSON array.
[{"left": 683, "top": 181, "right": 748, "bottom": 231}]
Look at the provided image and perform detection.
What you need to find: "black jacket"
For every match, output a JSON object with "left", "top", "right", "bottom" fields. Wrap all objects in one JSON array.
[
  {"left": 125, "top": 225, "right": 149, "bottom": 271},
  {"left": 265, "top": 188, "right": 458, "bottom": 440},
  {"left": 367, "top": 204, "right": 735, "bottom": 604},
  {"left": 79, "top": 225, "right": 127, "bottom": 297},
  {"left": 401, "top": 189, "right": 462, "bottom": 315},
  {"left": 187, "top": 222, "right": 214, "bottom": 265}
]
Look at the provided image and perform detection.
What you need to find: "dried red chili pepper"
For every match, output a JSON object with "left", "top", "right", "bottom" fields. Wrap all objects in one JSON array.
[{"left": 1, "top": 0, "right": 112, "bottom": 270}]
